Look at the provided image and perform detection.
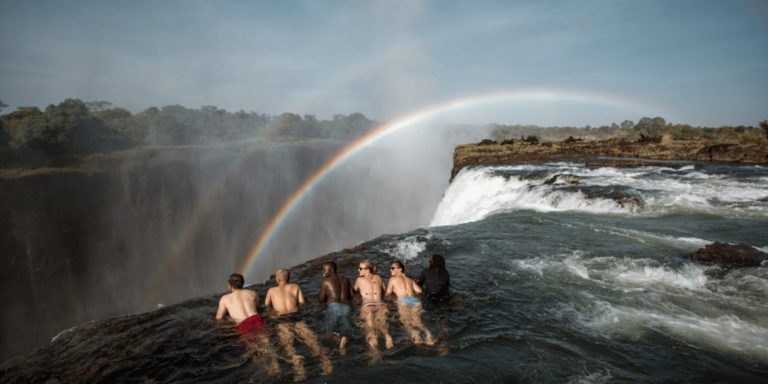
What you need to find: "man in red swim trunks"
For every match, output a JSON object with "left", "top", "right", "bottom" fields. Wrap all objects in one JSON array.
[
  {"left": 216, "top": 273, "right": 266, "bottom": 335},
  {"left": 216, "top": 273, "right": 278, "bottom": 374}
]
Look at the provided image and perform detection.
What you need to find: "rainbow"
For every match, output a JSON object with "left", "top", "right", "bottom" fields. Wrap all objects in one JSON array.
[{"left": 238, "top": 88, "right": 662, "bottom": 281}]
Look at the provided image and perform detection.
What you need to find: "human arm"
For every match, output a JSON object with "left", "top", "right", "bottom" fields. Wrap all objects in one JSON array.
[
  {"left": 215, "top": 297, "right": 227, "bottom": 320},
  {"left": 297, "top": 286, "right": 305, "bottom": 306},
  {"left": 412, "top": 280, "right": 423, "bottom": 295},
  {"left": 417, "top": 269, "right": 426, "bottom": 287},
  {"left": 264, "top": 289, "right": 272, "bottom": 310},
  {"left": 319, "top": 280, "right": 328, "bottom": 303},
  {"left": 385, "top": 277, "right": 395, "bottom": 297}
]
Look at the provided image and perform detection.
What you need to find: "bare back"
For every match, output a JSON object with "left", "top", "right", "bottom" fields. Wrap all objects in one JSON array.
[
  {"left": 320, "top": 274, "right": 352, "bottom": 305},
  {"left": 216, "top": 289, "right": 259, "bottom": 324},
  {"left": 355, "top": 275, "right": 385, "bottom": 303},
  {"left": 265, "top": 283, "right": 304, "bottom": 316},
  {"left": 386, "top": 274, "right": 422, "bottom": 298}
]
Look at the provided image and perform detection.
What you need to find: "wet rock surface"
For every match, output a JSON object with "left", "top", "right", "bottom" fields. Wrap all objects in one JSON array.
[{"left": 688, "top": 242, "right": 765, "bottom": 267}]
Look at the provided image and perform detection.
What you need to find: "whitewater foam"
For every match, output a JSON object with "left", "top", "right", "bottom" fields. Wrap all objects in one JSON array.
[
  {"left": 431, "top": 163, "right": 768, "bottom": 226},
  {"left": 374, "top": 232, "right": 432, "bottom": 261},
  {"left": 430, "top": 167, "right": 637, "bottom": 226},
  {"left": 579, "top": 301, "right": 768, "bottom": 362}
]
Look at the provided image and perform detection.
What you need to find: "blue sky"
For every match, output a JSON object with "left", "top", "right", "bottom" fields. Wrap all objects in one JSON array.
[{"left": 1, "top": 0, "right": 767, "bottom": 126}]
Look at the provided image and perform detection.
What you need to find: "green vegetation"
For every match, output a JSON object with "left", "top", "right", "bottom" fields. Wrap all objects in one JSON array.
[
  {"left": 490, "top": 116, "right": 767, "bottom": 145},
  {"left": 0, "top": 99, "right": 376, "bottom": 162},
  {"left": 2, "top": 98, "right": 765, "bottom": 166}
]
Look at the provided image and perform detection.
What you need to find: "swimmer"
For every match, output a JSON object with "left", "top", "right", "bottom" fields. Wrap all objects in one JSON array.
[
  {"left": 318, "top": 261, "right": 353, "bottom": 354},
  {"left": 215, "top": 273, "right": 278, "bottom": 374},
  {"left": 265, "top": 269, "right": 331, "bottom": 381},
  {"left": 386, "top": 261, "right": 435, "bottom": 345},
  {"left": 354, "top": 260, "right": 393, "bottom": 357}
]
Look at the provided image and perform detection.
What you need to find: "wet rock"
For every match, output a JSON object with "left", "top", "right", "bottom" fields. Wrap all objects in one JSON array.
[
  {"left": 543, "top": 174, "right": 581, "bottom": 185},
  {"left": 688, "top": 242, "right": 764, "bottom": 267},
  {"left": 585, "top": 159, "right": 674, "bottom": 168},
  {"left": 518, "top": 170, "right": 551, "bottom": 181}
]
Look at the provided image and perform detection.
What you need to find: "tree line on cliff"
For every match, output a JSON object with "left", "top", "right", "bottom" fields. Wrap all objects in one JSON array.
[
  {"left": 2, "top": 99, "right": 767, "bottom": 161},
  {"left": 491, "top": 117, "right": 768, "bottom": 145},
  {"left": 0, "top": 99, "right": 376, "bottom": 157}
]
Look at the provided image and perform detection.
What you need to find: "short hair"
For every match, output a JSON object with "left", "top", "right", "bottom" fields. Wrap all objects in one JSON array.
[
  {"left": 276, "top": 268, "right": 290, "bottom": 282},
  {"left": 228, "top": 273, "right": 244, "bottom": 289},
  {"left": 323, "top": 261, "right": 337, "bottom": 272},
  {"left": 391, "top": 260, "right": 405, "bottom": 272}
]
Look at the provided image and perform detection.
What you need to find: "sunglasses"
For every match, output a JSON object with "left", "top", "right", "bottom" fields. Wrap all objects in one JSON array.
[
  {"left": 358, "top": 267, "right": 369, "bottom": 271},
  {"left": 390, "top": 266, "right": 401, "bottom": 270}
]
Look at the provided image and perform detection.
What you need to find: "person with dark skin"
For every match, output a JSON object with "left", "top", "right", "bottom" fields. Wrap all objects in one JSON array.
[
  {"left": 318, "top": 261, "right": 353, "bottom": 354},
  {"left": 417, "top": 254, "right": 450, "bottom": 304}
]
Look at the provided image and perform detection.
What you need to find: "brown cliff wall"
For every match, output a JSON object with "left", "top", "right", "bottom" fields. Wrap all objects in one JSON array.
[{"left": 451, "top": 138, "right": 768, "bottom": 181}]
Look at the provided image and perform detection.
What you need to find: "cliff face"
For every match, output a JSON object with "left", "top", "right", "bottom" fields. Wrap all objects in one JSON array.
[
  {"left": 0, "top": 140, "right": 346, "bottom": 361},
  {"left": 451, "top": 138, "right": 768, "bottom": 181}
]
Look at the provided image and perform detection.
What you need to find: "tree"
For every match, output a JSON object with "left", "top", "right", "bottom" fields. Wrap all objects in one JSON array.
[
  {"left": 16, "top": 99, "right": 109, "bottom": 153},
  {"left": 634, "top": 117, "right": 666, "bottom": 137},
  {"left": 620, "top": 120, "right": 634, "bottom": 130},
  {"left": 761, "top": 120, "right": 768, "bottom": 138},
  {"left": 85, "top": 100, "right": 113, "bottom": 113},
  {"left": 0, "top": 100, "right": 7, "bottom": 113}
]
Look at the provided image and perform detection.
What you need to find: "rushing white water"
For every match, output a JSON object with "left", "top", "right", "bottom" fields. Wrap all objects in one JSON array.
[{"left": 431, "top": 163, "right": 768, "bottom": 226}]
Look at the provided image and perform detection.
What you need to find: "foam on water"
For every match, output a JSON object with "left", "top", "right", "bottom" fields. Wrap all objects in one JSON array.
[
  {"left": 431, "top": 167, "right": 635, "bottom": 226},
  {"left": 373, "top": 232, "right": 432, "bottom": 261},
  {"left": 431, "top": 163, "right": 768, "bottom": 226},
  {"left": 579, "top": 301, "right": 768, "bottom": 362}
]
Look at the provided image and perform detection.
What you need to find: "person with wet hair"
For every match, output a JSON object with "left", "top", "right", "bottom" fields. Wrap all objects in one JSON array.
[
  {"left": 318, "top": 261, "right": 353, "bottom": 355},
  {"left": 386, "top": 260, "right": 435, "bottom": 345},
  {"left": 216, "top": 273, "right": 278, "bottom": 375},
  {"left": 417, "top": 254, "right": 450, "bottom": 304},
  {"left": 265, "top": 268, "right": 332, "bottom": 380},
  {"left": 216, "top": 273, "right": 266, "bottom": 333},
  {"left": 354, "top": 259, "right": 393, "bottom": 358}
]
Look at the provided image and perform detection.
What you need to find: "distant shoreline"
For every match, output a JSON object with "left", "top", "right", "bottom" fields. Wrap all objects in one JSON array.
[{"left": 451, "top": 137, "right": 768, "bottom": 181}]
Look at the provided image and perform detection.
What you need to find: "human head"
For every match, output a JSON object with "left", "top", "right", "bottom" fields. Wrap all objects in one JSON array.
[
  {"left": 359, "top": 259, "right": 376, "bottom": 277},
  {"left": 430, "top": 254, "right": 446, "bottom": 271},
  {"left": 322, "top": 261, "right": 337, "bottom": 277},
  {"left": 276, "top": 268, "right": 290, "bottom": 283},
  {"left": 390, "top": 260, "right": 404, "bottom": 276},
  {"left": 228, "top": 273, "right": 244, "bottom": 289}
]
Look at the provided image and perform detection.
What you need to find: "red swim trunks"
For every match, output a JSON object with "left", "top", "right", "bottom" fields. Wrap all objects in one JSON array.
[{"left": 236, "top": 314, "right": 267, "bottom": 336}]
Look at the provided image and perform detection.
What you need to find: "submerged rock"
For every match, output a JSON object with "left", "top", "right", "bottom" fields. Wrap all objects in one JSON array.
[{"left": 688, "top": 242, "right": 764, "bottom": 267}]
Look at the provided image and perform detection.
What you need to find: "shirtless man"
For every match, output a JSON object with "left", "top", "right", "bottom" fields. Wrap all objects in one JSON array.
[
  {"left": 354, "top": 260, "right": 394, "bottom": 356},
  {"left": 265, "top": 269, "right": 331, "bottom": 380},
  {"left": 216, "top": 273, "right": 266, "bottom": 333},
  {"left": 216, "top": 273, "right": 277, "bottom": 374},
  {"left": 386, "top": 261, "right": 435, "bottom": 345},
  {"left": 318, "top": 261, "right": 353, "bottom": 354}
]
